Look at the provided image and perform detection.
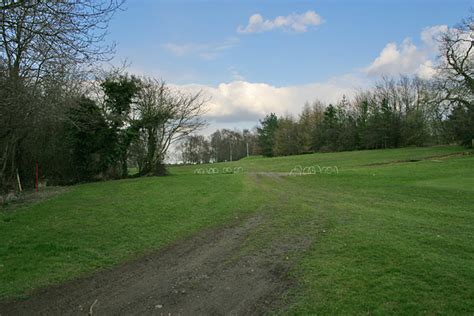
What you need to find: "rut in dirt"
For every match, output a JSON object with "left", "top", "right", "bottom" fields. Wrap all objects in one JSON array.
[{"left": 0, "top": 214, "right": 309, "bottom": 315}]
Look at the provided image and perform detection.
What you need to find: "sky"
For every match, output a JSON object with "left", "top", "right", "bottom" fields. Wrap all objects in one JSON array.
[{"left": 106, "top": 0, "right": 473, "bottom": 134}]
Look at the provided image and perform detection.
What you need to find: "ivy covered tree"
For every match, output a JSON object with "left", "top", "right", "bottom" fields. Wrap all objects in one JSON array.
[
  {"left": 101, "top": 74, "right": 142, "bottom": 178},
  {"left": 66, "top": 97, "right": 113, "bottom": 182}
]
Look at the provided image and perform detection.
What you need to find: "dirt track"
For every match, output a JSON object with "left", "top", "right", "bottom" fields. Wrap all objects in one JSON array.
[{"left": 0, "top": 214, "right": 308, "bottom": 315}]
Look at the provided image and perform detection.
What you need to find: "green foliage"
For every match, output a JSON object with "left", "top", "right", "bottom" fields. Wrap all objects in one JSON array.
[
  {"left": 274, "top": 116, "right": 302, "bottom": 156},
  {"left": 65, "top": 97, "right": 114, "bottom": 182},
  {"left": 101, "top": 74, "right": 142, "bottom": 178},
  {"left": 101, "top": 75, "right": 142, "bottom": 123},
  {"left": 448, "top": 103, "right": 474, "bottom": 147},
  {"left": 257, "top": 77, "right": 459, "bottom": 157},
  {"left": 257, "top": 113, "right": 278, "bottom": 157}
]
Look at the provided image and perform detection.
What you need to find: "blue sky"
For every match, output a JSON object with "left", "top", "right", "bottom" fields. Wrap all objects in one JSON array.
[{"left": 107, "top": 0, "right": 472, "bottom": 131}]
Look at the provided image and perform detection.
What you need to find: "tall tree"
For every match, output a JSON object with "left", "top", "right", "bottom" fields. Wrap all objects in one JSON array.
[
  {"left": 257, "top": 113, "right": 278, "bottom": 157},
  {"left": 437, "top": 13, "right": 474, "bottom": 146},
  {"left": 274, "top": 116, "right": 302, "bottom": 156},
  {"left": 101, "top": 74, "right": 142, "bottom": 178}
]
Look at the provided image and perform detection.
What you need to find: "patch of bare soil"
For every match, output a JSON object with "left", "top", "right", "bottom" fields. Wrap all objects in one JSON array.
[
  {"left": 251, "top": 172, "right": 290, "bottom": 176},
  {"left": 0, "top": 215, "right": 308, "bottom": 315},
  {"left": 1, "top": 187, "right": 69, "bottom": 212},
  {"left": 362, "top": 152, "right": 471, "bottom": 167},
  {"left": 249, "top": 172, "right": 290, "bottom": 181}
]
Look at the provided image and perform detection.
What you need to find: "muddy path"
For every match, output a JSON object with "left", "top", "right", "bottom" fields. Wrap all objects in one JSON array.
[{"left": 0, "top": 209, "right": 307, "bottom": 315}]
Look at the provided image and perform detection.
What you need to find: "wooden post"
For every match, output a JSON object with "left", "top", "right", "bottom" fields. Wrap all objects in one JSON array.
[
  {"left": 16, "top": 169, "right": 22, "bottom": 192},
  {"left": 35, "top": 161, "right": 39, "bottom": 192}
]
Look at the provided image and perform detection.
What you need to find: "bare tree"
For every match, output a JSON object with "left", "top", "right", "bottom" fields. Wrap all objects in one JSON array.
[
  {"left": 1, "top": 0, "right": 122, "bottom": 81},
  {"left": 434, "top": 12, "right": 474, "bottom": 146},
  {"left": 178, "top": 135, "right": 211, "bottom": 164},
  {"left": 0, "top": 1, "right": 43, "bottom": 10},
  {"left": 437, "top": 13, "right": 474, "bottom": 106},
  {"left": 134, "top": 78, "right": 207, "bottom": 175}
]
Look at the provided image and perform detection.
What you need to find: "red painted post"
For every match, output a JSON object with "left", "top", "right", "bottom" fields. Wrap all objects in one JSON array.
[{"left": 35, "top": 161, "right": 39, "bottom": 192}]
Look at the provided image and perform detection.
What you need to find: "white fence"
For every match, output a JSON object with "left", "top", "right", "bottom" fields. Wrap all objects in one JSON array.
[
  {"left": 290, "top": 165, "right": 339, "bottom": 176},
  {"left": 194, "top": 166, "right": 244, "bottom": 175}
]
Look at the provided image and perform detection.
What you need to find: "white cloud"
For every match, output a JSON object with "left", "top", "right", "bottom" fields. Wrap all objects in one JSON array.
[
  {"left": 237, "top": 11, "right": 323, "bottom": 34},
  {"left": 162, "top": 43, "right": 195, "bottom": 56},
  {"left": 364, "top": 25, "right": 448, "bottom": 79},
  {"left": 171, "top": 75, "right": 361, "bottom": 124},
  {"left": 416, "top": 60, "right": 437, "bottom": 79},
  {"left": 162, "top": 37, "right": 239, "bottom": 60},
  {"left": 420, "top": 25, "right": 448, "bottom": 49}
]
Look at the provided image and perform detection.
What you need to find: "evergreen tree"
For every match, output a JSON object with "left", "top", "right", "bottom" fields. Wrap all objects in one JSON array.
[{"left": 257, "top": 113, "right": 278, "bottom": 157}]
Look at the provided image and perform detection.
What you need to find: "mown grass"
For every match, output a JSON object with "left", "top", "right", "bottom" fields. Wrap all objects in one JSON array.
[
  {"left": 1, "top": 145, "right": 473, "bottom": 314},
  {"left": 282, "top": 157, "right": 473, "bottom": 314}
]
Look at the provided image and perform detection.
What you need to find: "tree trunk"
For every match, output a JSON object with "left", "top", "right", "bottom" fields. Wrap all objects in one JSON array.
[
  {"left": 152, "top": 158, "right": 168, "bottom": 176},
  {"left": 139, "top": 128, "right": 156, "bottom": 175},
  {"left": 121, "top": 151, "right": 128, "bottom": 178},
  {"left": 0, "top": 135, "right": 19, "bottom": 193}
]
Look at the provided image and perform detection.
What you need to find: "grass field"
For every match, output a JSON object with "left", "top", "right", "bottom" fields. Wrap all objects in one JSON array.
[{"left": 1, "top": 146, "right": 473, "bottom": 313}]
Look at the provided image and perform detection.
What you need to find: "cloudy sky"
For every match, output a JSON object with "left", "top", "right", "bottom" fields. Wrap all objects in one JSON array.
[{"left": 107, "top": 0, "right": 472, "bottom": 134}]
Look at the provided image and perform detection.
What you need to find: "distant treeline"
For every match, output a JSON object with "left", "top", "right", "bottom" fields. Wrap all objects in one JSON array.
[
  {"left": 256, "top": 76, "right": 471, "bottom": 158},
  {"left": 177, "top": 129, "right": 259, "bottom": 164}
]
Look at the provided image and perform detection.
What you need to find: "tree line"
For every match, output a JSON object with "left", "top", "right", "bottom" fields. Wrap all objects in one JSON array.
[
  {"left": 0, "top": 1, "right": 206, "bottom": 193},
  {"left": 256, "top": 76, "right": 460, "bottom": 157},
  {"left": 177, "top": 128, "right": 259, "bottom": 164}
]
